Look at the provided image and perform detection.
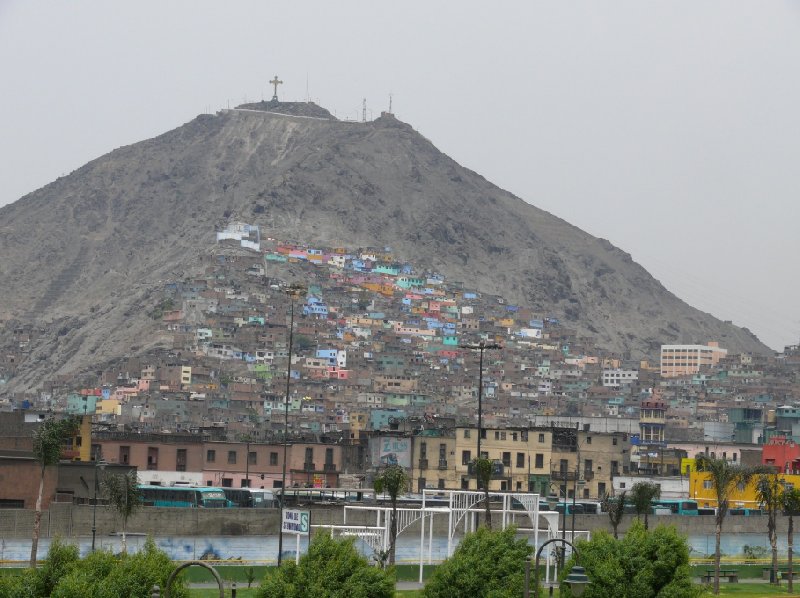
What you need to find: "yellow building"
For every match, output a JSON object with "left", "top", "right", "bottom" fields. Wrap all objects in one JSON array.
[
  {"left": 690, "top": 470, "right": 800, "bottom": 509},
  {"left": 95, "top": 399, "right": 122, "bottom": 416},
  {"left": 454, "top": 427, "right": 552, "bottom": 494}
]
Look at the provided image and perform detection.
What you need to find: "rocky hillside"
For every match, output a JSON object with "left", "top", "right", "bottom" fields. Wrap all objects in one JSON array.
[{"left": 0, "top": 102, "right": 767, "bottom": 392}]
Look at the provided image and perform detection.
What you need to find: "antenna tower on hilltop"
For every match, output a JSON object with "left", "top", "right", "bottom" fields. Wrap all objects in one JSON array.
[{"left": 362, "top": 98, "right": 367, "bottom": 123}]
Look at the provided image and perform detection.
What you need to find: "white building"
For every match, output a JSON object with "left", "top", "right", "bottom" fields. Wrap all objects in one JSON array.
[{"left": 602, "top": 369, "right": 639, "bottom": 388}]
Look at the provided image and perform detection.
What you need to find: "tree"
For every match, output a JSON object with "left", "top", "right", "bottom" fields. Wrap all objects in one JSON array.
[
  {"left": 101, "top": 470, "right": 142, "bottom": 554},
  {"left": 423, "top": 526, "right": 532, "bottom": 598},
  {"left": 30, "top": 417, "right": 79, "bottom": 567},
  {"left": 784, "top": 486, "right": 800, "bottom": 592},
  {"left": 755, "top": 472, "right": 782, "bottom": 584},
  {"left": 473, "top": 457, "right": 493, "bottom": 530},
  {"left": 629, "top": 481, "right": 660, "bottom": 530},
  {"left": 373, "top": 464, "right": 408, "bottom": 566},
  {"left": 559, "top": 521, "right": 702, "bottom": 598},
  {"left": 602, "top": 490, "right": 626, "bottom": 539},
  {"left": 695, "top": 454, "right": 765, "bottom": 595},
  {"left": 257, "top": 531, "right": 394, "bottom": 598}
]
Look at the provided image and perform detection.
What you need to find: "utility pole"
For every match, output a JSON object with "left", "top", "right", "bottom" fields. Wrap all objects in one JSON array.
[
  {"left": 278, "top": 283, "right": 306, "bottom": 566},
  {"left": 459, "top": 341, "right": 501, "bottom": 484}
]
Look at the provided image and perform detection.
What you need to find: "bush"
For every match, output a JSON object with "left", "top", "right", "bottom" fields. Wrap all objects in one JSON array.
[
  {"left": 423, "top": 526, "right": 533, "bottom": 598},
  {"left": 34, "top": 537, "right": 80, "bottom": 597},
  {"left": 257, "top": 531, "right": 394, "bottom": 598},
  {"left": 47, "top": 537, "right": 185, "bottom": 598},
  {"left": 559, "top": 521, "right": 702, "bottom": 598}
]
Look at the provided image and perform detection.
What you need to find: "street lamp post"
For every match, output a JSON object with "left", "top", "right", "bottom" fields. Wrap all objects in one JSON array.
[
  {"left": 459, "top": 340, "right": 501, "bottom": 466},
  {"left": 278, "top": 283, "right": 306, "bottom": 567},
  {"left": 91, "top": 450, "right": 106, "bottom": 552},
  {"left": 524, "top": 538, "right": 589, "bottom": 598}
]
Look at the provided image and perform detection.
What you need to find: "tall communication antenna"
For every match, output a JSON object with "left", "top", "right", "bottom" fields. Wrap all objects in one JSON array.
[
  {"left": 389, "top": 93, "right": 393, "bottom": 113},
  {"left": 362, "top": 98, "right": 367, "bottom": 123}
]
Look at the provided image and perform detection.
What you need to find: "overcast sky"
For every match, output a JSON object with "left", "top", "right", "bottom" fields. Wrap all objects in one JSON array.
[{"left": 1, "top": 1, "right": 798, "bottom": 350}]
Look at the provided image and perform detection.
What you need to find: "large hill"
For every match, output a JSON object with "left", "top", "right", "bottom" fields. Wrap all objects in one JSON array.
[{"left": 0, "top": 102, "right": 767, "bottom": 392}]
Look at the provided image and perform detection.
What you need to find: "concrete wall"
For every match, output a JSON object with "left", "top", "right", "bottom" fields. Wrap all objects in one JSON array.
[{"left": 0, "top": 505, "right": 787, "bottom": 539}]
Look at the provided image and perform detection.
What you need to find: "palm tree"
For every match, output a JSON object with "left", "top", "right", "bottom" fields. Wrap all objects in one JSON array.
[
  {"left": 102, "top": 470, "right": 142, "bottom": 554},
  {"left": 603, "top": 490, "right": 627, "bottom": 539},
  {"left": 783, "top": 486, "right": 800, "bottom": 592},
  {"left": 695, "top": 454, "right": 764, "bottom": 595},
  {"left": 756, "top": 473, "right": 783, "bottom": 584},
  {"left": 473, "top": 457, "right": 493, "bottom": 529},
  {"left": 30, "top": 417, "right": 79, "bottom": 567},
  {"left": 373, "top": 464, "right": 408, "bottom": 566},
  {"left": 630, "top": 481, "right": 660, "bottom": 530}
]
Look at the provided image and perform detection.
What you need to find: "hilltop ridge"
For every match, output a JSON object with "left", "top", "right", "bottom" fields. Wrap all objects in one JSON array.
[{"left": 0, "top": 102, "right": 769, "bottom": 392}]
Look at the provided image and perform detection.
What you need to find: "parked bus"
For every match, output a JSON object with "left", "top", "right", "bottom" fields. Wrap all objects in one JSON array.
[
  {"left": 277, "top": 487, "right": 374, "bottom": 506},
  {"left": 223, "top": 488, "right": 278, "bottom": 508},
  {"left": 651, "top": 499, "right": 699, "bottom": 516},
  {"left": 138, "top": 485, "right": 230, "bottom": 508}
]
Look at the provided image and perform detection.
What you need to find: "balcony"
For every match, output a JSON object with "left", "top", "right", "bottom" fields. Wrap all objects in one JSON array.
[
  {"left": 550, "top": 469, "right": 594, "bottom": 482},
  {"left": 303, "top": 462, "right": 315, "bottom": 471},
  {"left": 418, "top": 459, "right": 429, "bottom": 470},
  {"left": 323, "top": 463, "right": 336, "bottom": 472},
  {"left": 437, "top": 460, "right": 448, "bottom": 470}
]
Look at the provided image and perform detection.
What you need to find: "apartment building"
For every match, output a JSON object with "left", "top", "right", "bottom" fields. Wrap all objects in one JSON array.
[
  {"left": 453, "top": 426, "right": 552, "bottom": 495},
  {"left": 660, "top": 341, "right": 727, "bottom": 377}
]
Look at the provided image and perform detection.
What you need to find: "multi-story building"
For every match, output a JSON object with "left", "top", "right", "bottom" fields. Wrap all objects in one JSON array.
[
  {"left": 453, "top": 426, "right": 552, "bottom": 495},
  {"left": 660, "top": 342, "right": 727, "bottom": 377},
  {"left": 550, "top": 426, "right": 630, "bottom": 500},
  {"left": 410, "top": 431, "right": 458, "bottom": 492}
]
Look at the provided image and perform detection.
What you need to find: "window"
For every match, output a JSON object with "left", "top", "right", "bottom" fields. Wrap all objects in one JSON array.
[
  {"left": 438, "top": 479, "right": 445, "bottom": 489},
  {"left": 119, "top": 446, "right": 130, "bottom": 465},
  {"left": 228, "top": 451, "right": 237, "bottom": 464},
  {"left": 500, "top": 431, "right": 506, "bottom": 440},
  {"left": 586, "top": 436, "right": 592, "bottom": 444},
  {"left": 495, "top": 431, "right": 500, "bottom": 440},
  {"left": 222, "top": 478, "right": 233, "bottom": 488},
  {"left": 516, "top": 452, "right": 525, "bottom": 468},
  {"left": 535, "top": 454, "right": 544, "bottom": 469},
  {"left": 703, "top": 480, "right": 713, "bottom": 489},
  {"left": 464, "top": 429, "right": 471, "bottom": 438},
  {"left": 502, "top": 452, "right": 511, "bottom": 467},
  {"left": 248, "top": 451, "right": 257, "bottom": 465},
  {"left": 620, "top": 482, "right": 626, "bottom": 489},
  {"left": 420, "top": 442, "right": 427, "bottom": 458},
  {"left": 480, "top": 429, "right": 487, "bottom": 439},
  {"left": 512, "top": 433, "right": 518, "bottom": 441},
  {"left": 538, "top": 433, "right": 545, "bottom": 443},
  {"left": 241, "top": 478, "right": 251, "bottom": 488},
  {"left": 325, "top": 448, "right": 334, "bottom": 465},
  {"left": 207, "top": 449, "right": 216, "bottom": 462},
  {"left": 521, "top": 430, "right": 528, "bottom": 441},
  {"left": 304, "top": 447, "right": 314, "bottom": 464},
  {"left": 176, "top": 449, "right": 187, "bottom": 472},
  {"left": 461, "top": 477, "right": 470, "bottom": 490},
  {"left": 418, "top": 478, "right": 426, "bottom": 491},
  {"left": 439, "top": 444, "right": 447, "bottom": 460},
  {"left": 270, "top": 452, "right": 278, "bottom": 466},
  {"left": 462, "top": 450, "right": 471, "bottom": 465},
  {"left": 612, "top": 437, "right": 618, "bottom": 446}
]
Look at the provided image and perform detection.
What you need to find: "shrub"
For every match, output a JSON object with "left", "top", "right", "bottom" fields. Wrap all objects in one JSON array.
[
  {"left": 50, "top": 537, "right": 186, "bottom": 598},
  {"left": 257, "top": 531, "right": 394, "bottom": 598},
  {"left": 34, "top": 537, "right": 80, "bottom": 597},
  {"left": 559, "top": 521, "right": 702, "bottom": 598},
  {"left": 423, "top": 526, "right": 533, "bottom": 598}
]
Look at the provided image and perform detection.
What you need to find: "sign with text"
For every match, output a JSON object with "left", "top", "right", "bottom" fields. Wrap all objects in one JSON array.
[{"left": 282, "top": 509, "right": 310, "bottom": 536}]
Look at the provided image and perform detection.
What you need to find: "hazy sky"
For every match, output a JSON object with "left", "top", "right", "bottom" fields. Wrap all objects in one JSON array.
[{"left": 1, "top": 1, "right": 798, "bottom": 350}]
